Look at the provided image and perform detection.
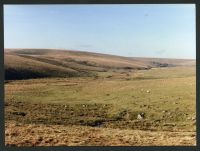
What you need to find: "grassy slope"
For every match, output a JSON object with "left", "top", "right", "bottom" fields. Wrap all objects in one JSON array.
[
  {"left": 5, "top": 54, "right": 81, "bottom": 80},
  {"left": 5, "top": 66, "right": 196, "bottom": 131},
  {"left": 5, "top": 49, "right": 195, "bottom": 80},
  {"left": 4, "top": 49, "right": 196, "bottom": 146}
]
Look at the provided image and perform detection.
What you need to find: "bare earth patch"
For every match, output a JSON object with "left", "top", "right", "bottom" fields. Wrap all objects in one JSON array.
[{"left": 5, "top": 121, "right": 196, "bottom": 146}]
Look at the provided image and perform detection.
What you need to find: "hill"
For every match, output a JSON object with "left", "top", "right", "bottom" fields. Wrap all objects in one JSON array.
[{"left": 4, "top": 49, "right": 195, "bottom": 80}]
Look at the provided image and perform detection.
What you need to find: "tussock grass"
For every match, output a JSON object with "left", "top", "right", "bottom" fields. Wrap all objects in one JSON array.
[
  {"left": 5, "top": 66, "right": 196, "bottom": 132},
  {"left": 5, "top": 121, "right": 196, "bottom": 146},
  {"left": 4, "top": 49, "right": 196, "bottom": 146}
]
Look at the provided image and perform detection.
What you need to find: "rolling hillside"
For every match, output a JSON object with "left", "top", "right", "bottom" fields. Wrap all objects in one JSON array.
[
  {"left": 5, "top": 49, "right": 196, "bottom": 146},
  {"left": 4, "top": 49, "right": 195, "bottom": 80}
]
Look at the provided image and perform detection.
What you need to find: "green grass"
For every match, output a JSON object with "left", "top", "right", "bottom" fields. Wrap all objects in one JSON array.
[{"left": 5, "top": 66, "right": 196, "bottom": 131}]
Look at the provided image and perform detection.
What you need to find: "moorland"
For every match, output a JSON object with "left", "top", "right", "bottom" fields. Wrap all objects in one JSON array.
[{"left": 5, "top": 49, "right": 196, "bottom": 146}]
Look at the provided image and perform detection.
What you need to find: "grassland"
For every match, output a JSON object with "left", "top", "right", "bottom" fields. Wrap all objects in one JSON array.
[
  {"left": 5, "top": 49, "right": 196, "bottom": 146},
  {"left": 5, "top": 49, "right": 195, "bottom": 80},
  {"left": 5, "top": 121, "right": 195, "bottom": 146}
]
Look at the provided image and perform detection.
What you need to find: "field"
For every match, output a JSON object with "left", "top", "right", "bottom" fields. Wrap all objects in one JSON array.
[{"left": 5, "top": 49, "right": 196, "bottom": 146}]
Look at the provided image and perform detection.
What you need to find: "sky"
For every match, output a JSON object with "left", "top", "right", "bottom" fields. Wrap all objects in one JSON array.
[{"left": 4, "top": 4, "right": 195, "bottom": 59}]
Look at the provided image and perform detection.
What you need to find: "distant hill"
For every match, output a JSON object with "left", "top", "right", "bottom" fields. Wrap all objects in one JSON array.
[{"left": 4, "top": 49, "right": 195, "bottom": 80}]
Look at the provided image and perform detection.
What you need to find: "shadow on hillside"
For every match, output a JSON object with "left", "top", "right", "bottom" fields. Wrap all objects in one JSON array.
[
  {"left": 5, "top": 68, "right": 51, "bottom": 80},
  {"left": 5, "top": 68, "right": 91, "bottom": 80}
]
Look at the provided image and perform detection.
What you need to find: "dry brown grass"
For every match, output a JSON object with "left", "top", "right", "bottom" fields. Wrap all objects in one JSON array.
[
  {"left": 5, "top": 121, "right": 196, "bottom": 146},
  {"left": 4, "top": 49, "right": 196, "bottom": 146},
  {"left": 5, "top": 49, "right": 195, "bottom": 80}
]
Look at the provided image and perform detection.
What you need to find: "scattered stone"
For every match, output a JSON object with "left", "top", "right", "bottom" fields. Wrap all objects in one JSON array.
[
  {"left": 146, "top": 90, "right": 150, "bottom": 93},
  {"left": 12, "top": 112, "right": 26, "bottom": 116},
  {"left": 137, "top": 113, "right": 145, "bottom": 120}
]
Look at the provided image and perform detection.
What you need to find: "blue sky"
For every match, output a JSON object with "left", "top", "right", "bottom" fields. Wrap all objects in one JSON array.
[{"left": 4, "top": 4, "right": 195, "bottom": 59}]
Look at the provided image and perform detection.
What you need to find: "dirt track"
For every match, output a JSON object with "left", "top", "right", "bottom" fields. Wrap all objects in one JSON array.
[{"left": 5, "top": 121, "right": 196, "bottom": 146}]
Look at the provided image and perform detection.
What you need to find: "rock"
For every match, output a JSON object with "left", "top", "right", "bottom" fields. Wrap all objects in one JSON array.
[
  {"left": 12, "top": 112, "right": 26, "bottom": 116},
  {"left": 137, "top": 114, "right": 143, "bottom": 120},
  {"left": 146, "top": 90, "right": 150, "bottom": 93},
  {"left": 137, "top": 113, "right": 145, "bottom": 120}
]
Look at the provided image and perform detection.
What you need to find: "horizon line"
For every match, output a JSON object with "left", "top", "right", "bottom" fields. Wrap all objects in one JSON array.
[{"left": 4, "top": 48, "right": 196, "bottom": 60}]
